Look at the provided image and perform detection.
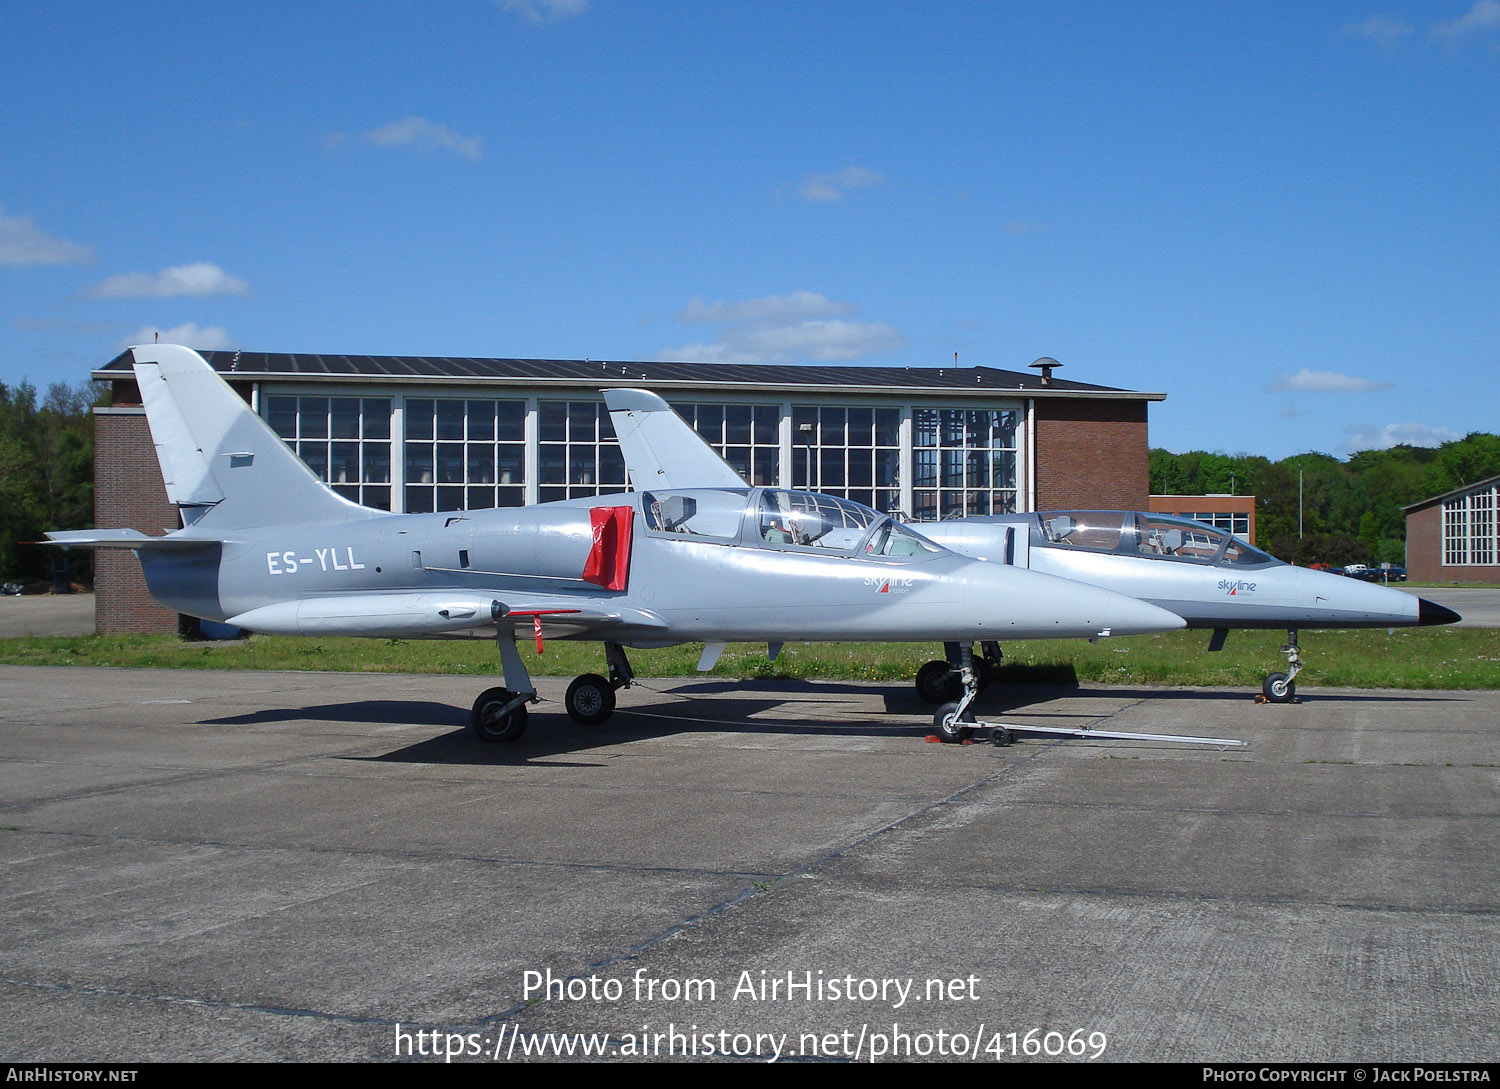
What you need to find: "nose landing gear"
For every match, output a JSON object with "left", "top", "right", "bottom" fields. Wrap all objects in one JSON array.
[{"left": 1258, "top": 629, "right": 1302, "bottom": 704}]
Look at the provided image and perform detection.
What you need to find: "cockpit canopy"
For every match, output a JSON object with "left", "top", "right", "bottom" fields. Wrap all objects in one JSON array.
[
  {"left": 1036, "top": 511, "right": 1280, "bottom": 568},
  {"left": 641, "top": 488, "right": 941, "bottom": 560}
]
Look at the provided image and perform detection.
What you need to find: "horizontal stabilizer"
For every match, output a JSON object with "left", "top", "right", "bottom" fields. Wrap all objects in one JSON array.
[{"left": 44, "top": 529, "right": 219, "bottom": 551}]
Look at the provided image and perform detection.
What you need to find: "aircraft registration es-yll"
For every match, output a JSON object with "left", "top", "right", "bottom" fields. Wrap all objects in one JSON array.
[
  {"left": 46, "top": 345, "right": 1188, "bottom": 744},
  {"left": 914, "top": 512, "right": 1461, "bottom": 703}
]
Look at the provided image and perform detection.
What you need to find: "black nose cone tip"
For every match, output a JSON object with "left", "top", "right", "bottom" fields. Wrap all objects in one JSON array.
[{"left": 1418, "top": 598, "right": 1462, "bottom": 626}]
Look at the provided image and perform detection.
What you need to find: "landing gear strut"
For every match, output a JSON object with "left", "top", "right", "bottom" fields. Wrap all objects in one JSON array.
[
  {"left": 916, "top": 641, "right": 1001, "bottom": 705},
  {"left": 931, "top": 643, "right": 1004, "bottom": 744},
  {"left": 471, "top": 627, "right": 640, "bottom": 741},
  {"left": 1261, "top": 628, "right": 1302, "bottom": 703},
  {"left": 471, "top": 621, "right": 538, "bottom": 742}
]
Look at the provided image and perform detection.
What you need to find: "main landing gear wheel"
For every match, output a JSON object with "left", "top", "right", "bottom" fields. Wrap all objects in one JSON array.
[
  {"left": 916, "top": 659, "right": 962, "bottom": 704},
  {"left": 1262, "top": 672, "right": 1296, "bottom": 703},
  {"left": 933, "top": 701, "right": 976, "bottom": 744},
  {"left": 565, "top": 673, "right": 617, "bottom": 725},
  {"left": 471, "top": 687, "right": 529, "bottom": 742}
]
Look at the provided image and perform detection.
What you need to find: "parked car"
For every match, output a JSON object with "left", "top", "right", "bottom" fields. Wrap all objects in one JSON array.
[
  {"left": 1, "top": 582, "right": 22, "bottom": 596},
  {"left": 1355, "top": 566, "right": 1406, "bottom": 583}
]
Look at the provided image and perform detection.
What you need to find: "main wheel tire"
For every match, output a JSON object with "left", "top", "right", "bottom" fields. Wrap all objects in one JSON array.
[
  {"left": 933, "top": 701, "right": 975, "bottom": 744},
  {"left": 471, "top": 687, "right": 529, "bottom": 742},
  {"left": 565, "top": 673, "right": 616, "bottom": 725},
  {"left": 915, "top": 659, "right": 962, "bottom": 704},
  {"left": 1262, "top": 672, "right": 1296, "bottom": 703}
]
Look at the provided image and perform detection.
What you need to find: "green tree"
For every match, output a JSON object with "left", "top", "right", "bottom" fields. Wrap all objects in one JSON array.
[
  {"left": 1150, "top": 433, "right": 1500, "bottom": 567},
  {"left": 0, "top": 379, "right": 99, "bottom": 585}
]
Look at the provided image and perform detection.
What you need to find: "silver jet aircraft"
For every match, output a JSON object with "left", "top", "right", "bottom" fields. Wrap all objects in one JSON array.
[
  {"left": 601, "top": 388, "right": 1460, "bottom": 708},
  {"left": 47, "top": 345, "right": 1187, "bottom": 743},
  {"left": 914, "top": 511, "right": 1460, "bottom": 703}
]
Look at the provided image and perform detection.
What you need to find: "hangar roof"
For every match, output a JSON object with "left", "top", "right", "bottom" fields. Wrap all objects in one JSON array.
[
  {"left": 1402, "top": 473, "right": 1500, "bottom": 514},
  {"left": 96, "top": 349, "right": 1164, "bottom": 401}
]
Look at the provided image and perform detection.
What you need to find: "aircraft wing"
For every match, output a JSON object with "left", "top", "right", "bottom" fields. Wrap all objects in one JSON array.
[{"left": 602, "top": 388, "right": 750, "bottom": 489}]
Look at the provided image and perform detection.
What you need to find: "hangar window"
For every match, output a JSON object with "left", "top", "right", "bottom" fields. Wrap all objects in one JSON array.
[
  {"left": 1182, "top": 510, "right": 1251, "bottom": 539},
  {"left": 673, "top": 401, "right": 782, "bottom": 487},
  {"left": 791, "top": 405, "right": 902, "bottom": 514},
  {"left": 538, "top": 401, "right": 628, "bottom": 504},
  {"left": 404, "top": 398, "right": 525, "bottom": 514},
  {"left": 266, "top": 395, "right": 393, "bottom": 510},
  {"left": 1443, "top": 485, "right": 1498, "bottom": 567},
  {"left": 912, "top": 407, "right": 1019, "bottom": 521}
]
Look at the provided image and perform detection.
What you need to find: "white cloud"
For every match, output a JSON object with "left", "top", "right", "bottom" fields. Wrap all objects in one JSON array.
[
  {"left": 122, "top": 323, "right": 235, "bottom": 351},
  {"left": 0, "top": 208, "right": 92, "bottom": 266},
  {"left": 1342, "top": 422, "right": 1463, "bottom": 452},
  {"left": 1266, "top": 368, "right": 1393, "bottom": 393},
  {"left": 666, "top": 321, "right": 908, "bottom": 364},
  {"left": 1344, "top": 16, "right": 1414, "bottom": 45},
  {"left": 661, "top": 290, "right": 906, "bottom": 363},
  {"left": 1433, "top": 0, "right": 1500, "bottom": 38},
  {"left": 675, "top": 290, "right": 855, "bottom": 325},
  {"left": 496, "top": 0, "right": 590, "bottom": 23},
  {"left": 797, "top": 166, "right": 886, "bottom": 203},
  {"left": 87, "top": 262, "right": 250, "bottom": 299},
  {"left": 365, "top": 116, "right": 482, "bottom": 161}
]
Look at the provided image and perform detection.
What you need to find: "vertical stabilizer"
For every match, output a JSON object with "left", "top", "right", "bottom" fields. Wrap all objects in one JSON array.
[
  {"left": 602, "top": 388, "right": 750, "bottom": 490},
  {"left": 130, "top": 344, "right": 378, "bottom": 530}
]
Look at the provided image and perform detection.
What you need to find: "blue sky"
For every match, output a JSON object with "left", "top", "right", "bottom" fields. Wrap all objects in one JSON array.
[{"left": 3, "top": 1, "right": 1496, "bottom": 460}]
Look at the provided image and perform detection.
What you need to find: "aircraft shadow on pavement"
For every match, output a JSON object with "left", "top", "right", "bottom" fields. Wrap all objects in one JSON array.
[
  {"left": 191, "top": 682, "right": 1468, "bottom": 767},
  {"left": 199, "top": 700, "right": 466, "bottom": 728},
  {"left": 373, "top": 699, "right": 945, "bottom": 765}
]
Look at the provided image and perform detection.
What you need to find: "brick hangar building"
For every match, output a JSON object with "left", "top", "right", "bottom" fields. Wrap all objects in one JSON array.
[{"left": 92, "top": 350, "right": 1165, "bottom": 633}]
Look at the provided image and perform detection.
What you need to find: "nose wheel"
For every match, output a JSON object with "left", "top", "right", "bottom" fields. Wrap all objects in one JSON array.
[
  {"left": 1258, "top": 629, "right": 1302, "bottom": 703},
  {"left": 932, "top": 700, "right": 976, "bottom": 743},
  {"left": 1261, "top": 673, "right": 1295, "bottom": 702},
  {"left": 929, "top": 644, "right": 986, "bottom": 743}
]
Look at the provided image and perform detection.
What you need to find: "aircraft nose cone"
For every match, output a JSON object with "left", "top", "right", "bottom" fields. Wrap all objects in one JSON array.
[{"left": 1418, "top": 598, "right": 1461, "bottom": 626}]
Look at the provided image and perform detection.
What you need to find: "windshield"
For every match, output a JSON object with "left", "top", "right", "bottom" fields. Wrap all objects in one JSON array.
[
  {"left": 1036, "top": 511, "right": 1278, "bottom": 567},
  {"left": 642, "top": 489, "right": 750, "bottom": 541},
  {"left": 756, "top": 489, "right": 881, "bottom": 551},
  {"left": 641, "top": 488, "right": 937, "bottom": 560}
]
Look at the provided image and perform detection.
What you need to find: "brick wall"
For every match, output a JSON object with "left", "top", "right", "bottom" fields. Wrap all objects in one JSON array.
[
  {"left": 1405, "top": 504, "right": 1442, "bottom": 582},
  {"left": 94, "top": 408, "right": 180, "bottom": 633},
  {"left": 1406, "top": 502, "right": 1500, "bottom": 584},
  {"left": 1033, "top": 399, "right": 1150, "bottom": 510}
]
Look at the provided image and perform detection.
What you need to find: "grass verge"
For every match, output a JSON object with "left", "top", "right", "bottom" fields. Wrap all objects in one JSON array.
[{"left": 0, "top": 626, "right": 1496, "bottom": 690}]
